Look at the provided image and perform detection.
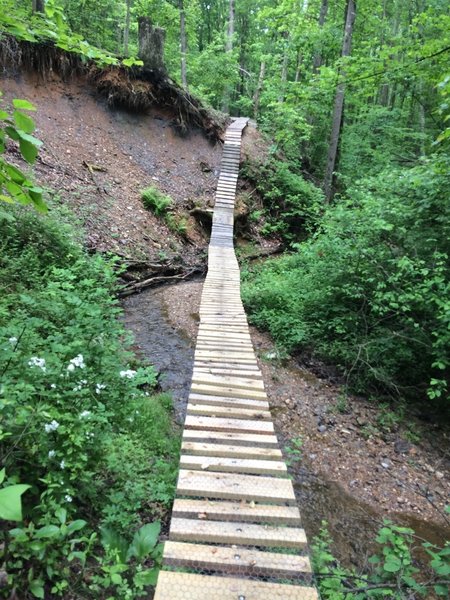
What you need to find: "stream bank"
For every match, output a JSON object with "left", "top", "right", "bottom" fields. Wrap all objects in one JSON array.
[{"left": 122, "top": 279, "right": 450, "bottom": 572}]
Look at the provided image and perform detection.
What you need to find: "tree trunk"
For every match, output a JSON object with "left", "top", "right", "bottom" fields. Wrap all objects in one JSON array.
[
  {"left": 32, "top": 0, "right": 45, "bottom": 12},
  {"left": 179, "top": 0, "right": 188, "bottom": 89},
  {"left": 312, "top": 0, "right": 328, "bottom": 72},
  {"left": 222, "top": 0, "right": 235, "bottom": 113},
  {"left": 323, "top": 0, "right": 356, "bottom": 202},
  {"left": 226, "top": 0, "right": 235, "bottom": 53},
  {"left": 138, "top": 17, "right": 166, "bottom": 74},
  {"left": 253, "top": 60, "right": 266, "bottom": 118},
  {"left": 278, "top": 31, "right": 289, "bottom": 103},
  {"left": 124, "top": 0, "right": 131, "bottom": 56}
]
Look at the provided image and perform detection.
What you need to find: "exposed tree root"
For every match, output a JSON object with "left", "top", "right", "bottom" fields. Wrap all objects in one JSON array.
[
  {"left": 118, "top": 265, "right": 204, "bottom": 297},
  {"left": 0, "top": 35, "right": 227, "bottom": 139}
]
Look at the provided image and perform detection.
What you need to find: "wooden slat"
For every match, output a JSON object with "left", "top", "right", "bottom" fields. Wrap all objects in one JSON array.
[
  {"left": 163, "top": 541, "right": 312, "bottom": 578},
  {"left": 170, "top": 517, "right": 307, "bottom": 548},
  {"left": 154, "top": 572, "right": 318, "bottom": 600},
  {"left": 184, "top": 415, "right": 273, "bottom": 433},
  {"left": 172, "top": 498, "right": 300, "bottom": 524},
  {"left": 190, "top": 384, "right": 267, "bottom": 400},
  {"left": 186, "top": 403, "right": 271, "bottom": 420},
  {"left": 179, "top": 454, "right": 287, "bottom": 475},
  {"left": 188, "top": 393, "right": 269, "bottom": 410},
  {"left": 181, "top": 441, "right": 282, "bottom": 460},
  {"left": 182, "top": 429, "right": 280, "bottom": 447},
  {"left": 176, "top": 470, "right": 296, "bottom": 503}
]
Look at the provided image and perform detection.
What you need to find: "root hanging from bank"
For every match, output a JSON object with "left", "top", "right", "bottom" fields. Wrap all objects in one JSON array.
[{"left": 0, "top": 35, "right": 226, "bottom": 139}]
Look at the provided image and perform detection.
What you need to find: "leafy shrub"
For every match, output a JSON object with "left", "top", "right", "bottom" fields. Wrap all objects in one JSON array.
[
  {"left": 141, "top": 186, "right": 172, "bottom": 216},
  {"left": 0, "top": 205, "right": 179, "bottom": 597},
  {"left": 242, "top": 158, "right": 323, "bottom": 244},
  {"left": 312, "top": 520, "right": 450, "bottom": 599},
  {"left": 242, "top": 155, "right": 450, "bottom": 403}
]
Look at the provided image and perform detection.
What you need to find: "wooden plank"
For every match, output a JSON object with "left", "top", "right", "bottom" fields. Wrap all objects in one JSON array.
[
  {"left": 188, "top": 393, "right": 268, "bottom": 410},
  {"left": 190, "top": 384, "right": 267, "bottom": 401},
  {"left": 163, "top": 541, "right": 312, "bottom": 578},
  {"left": 170, "top": 518, "right": 306, "bottom": 548},
  {"left": 184, "top": 415, "right": 273, "bottom": 433},
  {"left": 181, "top": 441, "right": 282, "bottom": 460},
  {"left": 191, "top": 373, "right": 264, "bottom": 391},
  {"left": 187, "top": 404, "right": 271, "bottom": 421},
  {"left": 183, "top": 429, "right": 278, "bottom": 448},
  {"left": 179, "top": 454, "right": 287, "bottom": 475},
  {"left": 154, "top": 572, "right": 318, "bottom": 600},
  {"left": 172, "top": 498, "right": 300, "bottom": 525},
  {"left": 176, "top": 470, "right": 296, "bottom": 503}
]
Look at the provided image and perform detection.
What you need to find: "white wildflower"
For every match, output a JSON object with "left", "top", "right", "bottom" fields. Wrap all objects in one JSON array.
[
  {"left": 79, "top": 410, "right": 91, "bottom": 419},
  {"left": 60, "top": 460, "right": 65, "bottom": 470},
  {"left": 9, "top": 337, "right": 18, "bottom": 346},
  {"left": 120, "top": 369, "right": 137, "bottom": 379},
  {"left": 44, "top": 420, "right": 59, "bottom": 433},
  {"left": 67, "top": 354, "right": 85, "bottom": 371},
  {"left": 50, "top": 383, "right": 56, "bottom": 389},
  {"left": 28, "top": 357, "right": 46, "bottom": 372},
  {"left": 64, "top": 495, "right": 72, "bottom": 503},
  {"left": 48, "top": 450, "right": 56, "bottom": 458},
  {"left": 95, "top": 383, "right": 106, "bottom": 394}
]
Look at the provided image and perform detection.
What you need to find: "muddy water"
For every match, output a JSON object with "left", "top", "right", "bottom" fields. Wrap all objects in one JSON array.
[
  {"left": 122, "top": 283, "right": 449, "bottom": 572},
  {"left": 121, "top": 286, "right": 194, "bottom": 422}
]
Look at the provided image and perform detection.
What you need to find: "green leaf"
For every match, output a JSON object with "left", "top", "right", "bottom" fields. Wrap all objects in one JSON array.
[
  {"left": 100, "top": 526, "right": 129, "bottom": 563},
  {"left": 0, "top": 484, "right": 31, "bottom": 521},
  {"left": 134, "top": 567, "right": 159, "bottom": 587},
  {"left": 67, "top": 519, "right": 86, "bottom": 535},
  {"left": 56, "top": 507, "right": 67, "bottom": 525},
  {"left": 19, "top": 138, "right": 39, "bottom": 164},
  {"left": 35, "top": 525, "right": 60, "bottom": 539},
  {"left": 384, "top": 556, "right": 402, "bottom": 573},
  {"left": 30, "top": 580, "right": 45, "bottom": 599},
  {"left": 14, "top": 110, "right": 36, "bottom": 134},
  {"left": 127, "top": 521, "right": 161, "bottom": 561},
  {"left": 0, "top": 469, "right": 5, "bottom": 485},
  {"left": 13, "top": 99, "right": 37, "bottom": 111}
]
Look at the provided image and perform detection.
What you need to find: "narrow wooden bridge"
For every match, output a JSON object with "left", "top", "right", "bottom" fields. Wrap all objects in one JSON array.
[{"left": 154, "top": 119, "right": 318, "bottom": 599}]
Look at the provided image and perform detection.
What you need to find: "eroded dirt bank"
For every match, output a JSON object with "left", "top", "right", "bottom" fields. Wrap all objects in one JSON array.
[{"left": 127, "top": 279, "right": 450, "bottom": 570}]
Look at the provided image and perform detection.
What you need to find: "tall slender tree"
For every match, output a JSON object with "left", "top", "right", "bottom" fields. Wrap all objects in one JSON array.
[
  {"left": 179, "top": 0, "right": 188, "bottom": 89},
  {"left": 323, "top": 0, "right": 356, "bottom": 201}
]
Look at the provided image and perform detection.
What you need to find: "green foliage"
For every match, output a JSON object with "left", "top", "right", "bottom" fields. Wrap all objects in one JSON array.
[
  {"left": 0, "top": 92, "right": 45, "bottom": 212},
  {"left": 141, "top": 186, "right": 172, "bottom": 216},
  {"left": 242, "top": 158, "right": 323, "bottom": 244},
  {"left": 313, "top": 520, "right": 450, "bottom": 599},
  {"left": 0, "top": 0, "right": 143, "bottom": 67},
  {"left": 242, "top": 155, "right": 450, "bottom": 404},
  {"left": 0, "top": 469, "right": 30, "bottom": 522},
  {"left": 0, "top": 205, "right": 179, "bottom": 598}
]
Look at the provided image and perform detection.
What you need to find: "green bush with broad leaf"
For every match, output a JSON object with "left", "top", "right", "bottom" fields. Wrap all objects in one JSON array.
[
  {"left": 242, "top": 155, "right": 450, "bottom": 404},
  {"left": 312, "top": 519, "right": 450, "bottom": 598},
  {"left": 0, "top": 204, "right": 179, "bottom": 598},
  {"left": 0, "top": 93, "right": 46, "bottom": 212}
]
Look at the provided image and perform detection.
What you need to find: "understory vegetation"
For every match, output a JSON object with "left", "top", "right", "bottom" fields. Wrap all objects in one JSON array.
[
  {"left": 0, "top": 204, "right": 179, "bottom": 598},
  {"left": 242, "top": 155, "right": 450, "bottom": 405}
]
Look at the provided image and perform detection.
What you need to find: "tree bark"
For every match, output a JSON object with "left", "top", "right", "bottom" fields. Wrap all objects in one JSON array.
[
  {"left": 312, "top": 0, "right": 328, "bottom": 72},
  {"left": 222, "top": 0, "right": 235, "bottom": 113},
  {"left": 226, "top": 0, "right": 235, "bottom": 53},
  {"left": 124, "top": 0, "right": 131, "bottom": 56},
  {"left": 32, "top": 0, "right": 45, "bottom": 12},
  {"left": 323, "top": 0, "right": 356, "bottom": 202},
  {"left": 179, "top": 0, "right": 188, "bottom": 89},
  {"left": 138, "top": 17, "right": 166, "bottom": 73},
  {"left": 278, "top": 31, "right": 289, "bottom": 103},
  {"left": 253, "top": 60, "right": 266, "bottom": 118}
]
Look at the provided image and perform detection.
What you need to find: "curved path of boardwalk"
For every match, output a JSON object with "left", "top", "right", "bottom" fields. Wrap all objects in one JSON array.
[{"left": 154, "top": 118, "right": 318, "bottom": 600}]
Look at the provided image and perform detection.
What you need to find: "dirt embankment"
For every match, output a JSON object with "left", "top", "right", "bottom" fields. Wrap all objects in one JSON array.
[{"left": 1, "top": 69, "right": 226, "bottom": 267}]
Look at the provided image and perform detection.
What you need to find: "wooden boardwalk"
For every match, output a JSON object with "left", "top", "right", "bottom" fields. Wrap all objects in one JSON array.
[{"left": 154, "top": 118, "right": 318, "bottom": 599}]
